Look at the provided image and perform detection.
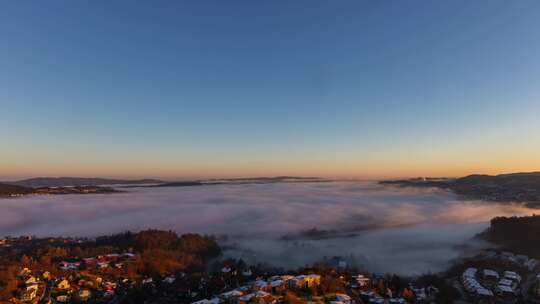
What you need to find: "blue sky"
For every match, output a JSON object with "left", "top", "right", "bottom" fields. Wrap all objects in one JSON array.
[{"left": 1, "top": 1, "right": 540, "bottom": 179}]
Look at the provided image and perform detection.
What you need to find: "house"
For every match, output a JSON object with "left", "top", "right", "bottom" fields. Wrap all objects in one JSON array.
[
  {"left": 462, "top": 276, "right": 491, "bottom": 297},
  {"left": 83, "top": 257, "right": 97, "bottom": 266},
  {"left": 19, "top": 267, "right": 32, "bottom": 276},
  {"left": 503, "top": 271, "right": 521, "bottom": 283},
  {"left": 106, "top": 253, "right": 120, "bottom": 260},
  {"left": 288, "top": 277, "right": 300, "bottom": 289},
  {"left": 357, "top": 274, "right": 371, "bottom": 287},
  {"left": 463, "top": 268, "right": 477, "bottom": 279},
  {"left": 57, "top": 279, "right": 70, "bottom": 290},
  {"left": 20, "top": 286, "right": 38, "bottom": 302},
  {"left": 25, "top": 276, "right": 38, "bottom": 285},
  {"left": 238, "top": 291, "right": 274, "bottom": 304},
  {"left": 498, "top": 278, "right": 516, "bottom": 289},
  {"left": 369, "top": 297, "right": 385, "bottom": 304},
  {"left": 253, "top": 279, "right": 269, "bottom": 291},
  {"left": 476, "top": 288, "right": 494, "bottom": 297},
  {"left": 163, "top": 275, "right": 176, "bottom": 284},
  {"left": 526, "top": 259, "right": 538, "bottom": 271},
  {"left": 304, "top": 274, "right": 321, "bottom": 287},
  {"left": 56, "top": 295, "right": 70, "bottom": 302},
  {"left": 78, "top": 289, "right": 92, "bottom": 301},
  {"left": 220, "top": 289, "right": 243, "bottom": 300},
  {"left": 412, "top": 287, "right": 427, "bottom": 301},
  {"left": 288, "top": 274, "right": 321, "bottom": 289},
  {"left": 335, "top": 293, "right": 352, "bottom": 304},
  {"left": 516, "top": 254, "right": 529, "bottom": 264},
  {"left": 192, "top": 298, "right": 221, "bottom": 304},
  {"left": 359, "top": 290, "right": 376, "bottom": 302},
  {"left": 496, "top": 284, "right": 514, "bottom": 296},
  {"left": 269, "top": 279, "right": 286, "bottom": 293},
  {"left": 238, "top": 293, "right": 256, "bottom": 304},
  {"left": 77, "top": 278, "right": 88, "bottom": 287},
  {"left": 483, "top": 269, "right": 499, "bottom": 281},
  {"left": 95, "top": 277, "right": 103, "bottom": 285},
  {"left": 59, "top": 261, "right": 79, "bottom": 270},
  {"left": 103, "top": 281, "right": 117, "bottom": 290},
  {"left": 502, "top": 252, "right": 518, "bottom": 264},
  {"left": 482, "top": 250, "right": 498, "bottom": 259}
]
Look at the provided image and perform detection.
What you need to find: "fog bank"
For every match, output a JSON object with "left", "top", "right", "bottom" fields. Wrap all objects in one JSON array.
[{"left": 0, "top": 182, "right": 533, "bottom": 274}]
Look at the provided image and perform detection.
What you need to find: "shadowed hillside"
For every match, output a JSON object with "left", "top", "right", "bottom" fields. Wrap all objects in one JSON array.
[
  {"left": 8, "top": 177, "right": 163, "bottom": 188},
  {"left": 479, "top": 214, "right": 540, "bottom": 258},
  {"left": 381, "top": 172, "right": 540, "bottom": 207},
  {"left": 0, "top": 183, "right": 34, "bottom": 196}
]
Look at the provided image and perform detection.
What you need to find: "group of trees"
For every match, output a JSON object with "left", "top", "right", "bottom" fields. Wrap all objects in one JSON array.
[
  {"left": 91, "top": 230, "right": 221, "bottom": 256},
  {"left": 0, "top": 262, "right": 19, "bottom": 299},
  {"left": 0, "top": 230, "right": 222, "bottom": 300},
  {"left": 87, "top": 230, "right": 221, "bottom": 276},
  {"left": 482, "top": 214, "right": 540, "bottom": 258}
]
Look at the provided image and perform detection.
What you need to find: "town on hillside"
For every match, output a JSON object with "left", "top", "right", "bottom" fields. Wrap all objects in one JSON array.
[{"left": 2, "top": 230, "right": 540, "bottom": 304}]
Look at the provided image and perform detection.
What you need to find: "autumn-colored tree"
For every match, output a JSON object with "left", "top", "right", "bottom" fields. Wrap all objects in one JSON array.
[
  {"left": 402, "top": 287, "right": 414, "bottom": 302},
  {"left": 45, "top": 246, "right": 68, "bottom": 259},
  {"left": 0, "top": 265, "right": 19, "bottom": 300},
  {"left": 320, "top": 275, "right": 345, "bottom": 294},
  {"left": 284, "top": 291, "right": 304, "bottom": 304},
  {"left": 377, "top": 279, "right": 386, "bottom": 294},
  {"left": 38, "top": 255, "right": 52, "bottom": 267},
  {"left": 20, "top": 255, "right": 31, "bottom": 267},
  {"left": 178, "top": 234, "right": 221, "bottom": 258},
  {"left": 71, "top": 246, "right": 83, "bottom": 258}
]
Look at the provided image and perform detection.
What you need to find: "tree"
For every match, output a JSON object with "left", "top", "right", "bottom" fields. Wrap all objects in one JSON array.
[
  {"left": 284, "top": 291, "right": 304, "bottom": 304},
  {"left": 20, "top": 255, "right": 31, "bottom": 267},
  {"left": 0, "top": 265, "right": 19, "bottom": 300}
]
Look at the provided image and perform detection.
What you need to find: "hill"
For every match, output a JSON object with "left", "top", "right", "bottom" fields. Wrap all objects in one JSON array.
[
  {"left": 7, "top": 177, "right": 163, "bottom": 188},
  {"left": 0, "top": 183, "right": 35, "bottom": 196},
  {"left": 380, "top": 172, "right": 540, "bottom": 207},
  {"left": 479, "top": 215, "right": 540, "bottom": 258},
  {"left": 130, "top": 176, "right": 330, "bottom": 188}
]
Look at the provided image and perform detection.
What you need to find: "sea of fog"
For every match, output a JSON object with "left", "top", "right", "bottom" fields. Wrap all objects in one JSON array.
[{"left": 0, "top": 181, "right": 534, "bottom": 275}]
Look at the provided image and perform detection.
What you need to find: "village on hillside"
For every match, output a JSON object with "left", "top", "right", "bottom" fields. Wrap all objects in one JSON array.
[{"left": 2, "top": 233, "right": 540, "bottom": 304}]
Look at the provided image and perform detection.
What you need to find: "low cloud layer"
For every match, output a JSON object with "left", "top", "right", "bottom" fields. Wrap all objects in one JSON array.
[{"left": 0, "top": 182, "right": 534, "bottom": 274}]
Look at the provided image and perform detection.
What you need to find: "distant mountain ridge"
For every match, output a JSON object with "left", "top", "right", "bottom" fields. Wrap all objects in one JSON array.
[
  {"left": 127, "top": 176, "right": 329, "bottom": 188},
  {"left": 380, "top": 171, "right": 540, "bottom": 207},
  {"left": 4, "top": 176, "right": 327, "bottom": 189},
  {"left": 7, "top": 177, "right": 163, "bottom": 188}
]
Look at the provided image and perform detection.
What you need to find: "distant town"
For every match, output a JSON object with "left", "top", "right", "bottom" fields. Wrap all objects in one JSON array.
[{"left": 380, "top": 172, "right": 540, "bottom": 208}]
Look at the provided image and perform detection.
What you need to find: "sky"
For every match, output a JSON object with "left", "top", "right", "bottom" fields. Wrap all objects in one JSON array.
[{"left": 1, "top": 1, "right": 540, "bottom": 180}]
